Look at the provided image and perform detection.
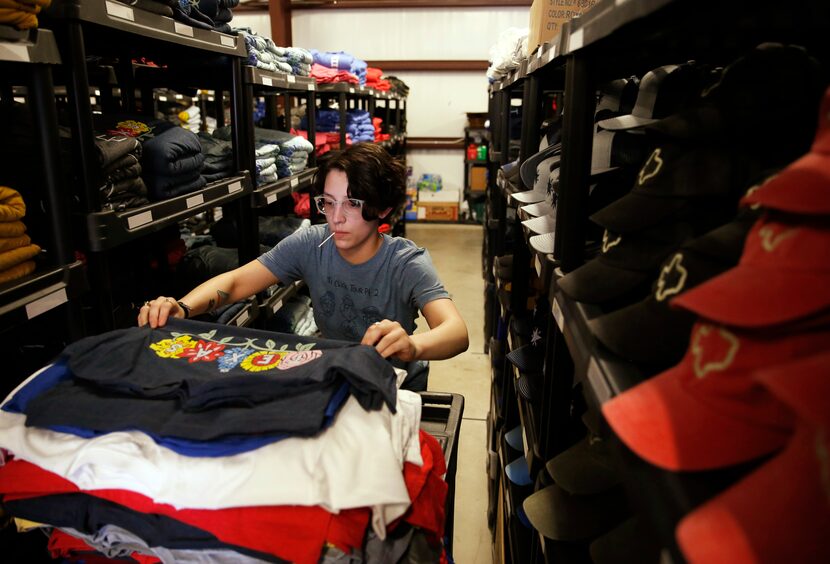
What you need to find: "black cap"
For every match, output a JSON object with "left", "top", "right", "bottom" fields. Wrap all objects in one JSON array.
[
  {"left": 597, "top": 63, "right": 708, "bottom": 131},
  {"left": 587, "top": 210, "right": 757, "bottom": 369},
  {"left": 523, "top": 484, "right": 629, "bottom": 542},
  {"left": 589, "top": 517, "right": 663, "bottom": 564},
  {"left": 546, "top": 434, "right": 623, "bottom": 495},
  {"left": 594, "top": 76, "right": 640, "bottom": 124}
]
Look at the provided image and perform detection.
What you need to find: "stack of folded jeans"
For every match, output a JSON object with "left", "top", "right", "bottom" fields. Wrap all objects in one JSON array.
[
  {"left": 142, "top": 126, "right": 206, "bottom": 200},
  {"left": 0, "top": 186, "right": 40, "bottom": 283},
  {"left": 197, "top": 133, "right": 233, "bottom": 183},
  {"left": 95, "top": 133, "right": 149, "bottom": 211}
]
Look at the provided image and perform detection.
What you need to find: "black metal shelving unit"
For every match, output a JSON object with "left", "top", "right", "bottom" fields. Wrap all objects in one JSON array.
[{"left": 484, "top": 1, "right": 830, "bottom": 562}]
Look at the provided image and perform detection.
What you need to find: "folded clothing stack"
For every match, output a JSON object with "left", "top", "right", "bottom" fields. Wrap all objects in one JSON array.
[
  {"left": 0, "top": 186, "right": 40, "bottom": 284},
  {"left": 311, "top": 49, "right": 367, "bottom": 85},
  {"left": 0, "top": 0, "right": 50, "bottom": 30},
  {"left": 94, "top": 133, "right": 149, "bottom": 211},
  {"left": 310, "top": 63, "right": 359, "bottom": 84},
  {"left": 211, "top": 214, "right": 310, "bottom": 248},
  {"left": 365, "top": 67, "right": 391, "bottom": 91},
  {"left": 164, "top": 0, "right": 234, "bottom": 34},
  {"left": 213, "top": 125, "right": 278, "bottom": 186},
  {"left": 177, "top": 105, "right": 201, "bottom": 134},
  {"left": 312, "top": 109, "right": 340, "bottom": 133},
  {"left": 373, "top": 117, "right": 390, "bottom": 142},
  {"left": 142, "top": 125, "right": 206, "bottom": 200},
  {"left": 255, "top": 127, "right": 314, "bottom": 178},
  {"left": 347, "top": 109, "right": 375, "bottom": 143},
  {"left": 197, "top": 133, "right": 233, "bottom": 183},
  {"left": 234, "top": 28, "right": 313, "bottom": 76},
  {"left": 384, "top": 75, "right": 410, "bottom": 97}
]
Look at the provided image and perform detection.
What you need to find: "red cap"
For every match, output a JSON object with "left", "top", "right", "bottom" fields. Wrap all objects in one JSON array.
[
  {"left": 741, "top": 86, "right": 830, "bottom": 214},
  {"left": 672, "top": 213, "right": 830, "bottom": 327},
  {"left": 676, "top": 423, "right": 830, "bottom": 564},
  {"left": 602, "top": 322, "right": 830, "bottom": 471}
]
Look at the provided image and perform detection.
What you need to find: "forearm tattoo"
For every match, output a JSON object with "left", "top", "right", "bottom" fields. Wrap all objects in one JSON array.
[{"left": 207, "top": 289, "right": 231, "bottom": 312}]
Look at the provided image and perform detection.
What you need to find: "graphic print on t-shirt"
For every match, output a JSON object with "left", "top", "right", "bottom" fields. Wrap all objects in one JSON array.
[{"left": 149, "top": 327, "right": 321, "bottom": 373}]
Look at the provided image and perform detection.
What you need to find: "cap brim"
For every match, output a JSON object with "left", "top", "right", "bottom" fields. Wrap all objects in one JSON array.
[
  {"left": 520, "top": 201, "right": 554, "bottom": 218},
  {"left": 597, "top": 114, "right": 659, "bottom": 131},
  {"left": 522, "top": 214, "right": 556, "bottom": 235},
  {"left": 506, "top": 344, "right": 544, "bottom": 375},
  {"left": 545, "top": 436, "right": 622, "bottom": 495},
  {"left": 516, "top": 373, "right": 536, "bottom": 401},
  {"left": 505, "top": 425, "right": 524, "bottom": 451},
  {"left": 557, "top": 258, "right": 652, "bottom": 305},
  {"left": 601, "top": 361, "right": 792, "bottom": 471},
  {"left": 510, "top": 190, "right": 547, "bottom": 204},
  {"left": 529, "top": 232, "right": 555, "bottom": 255},
  {"left": 588, "top": 294, "right": 697, "bottom": 369},
  {"left": 523, "top": 484, "right": 628, "bottom": 542},
  {"left": 672, "top": 267, "right": 830, "bottom": 328},
  {"left": 520, "top": 145, "right": 562, "bottom": 188},
  {"left": 741, "top": 152, "right": 830, "bottom": 215},
  {"left": 590, "top": 192, "right": 688, "bottom": 233},
  {"left": 505, "top": 455, "right": 533, "bottom": 486},
  {"left": 676, "top": 426, "right": 830, "bottom": 564}
]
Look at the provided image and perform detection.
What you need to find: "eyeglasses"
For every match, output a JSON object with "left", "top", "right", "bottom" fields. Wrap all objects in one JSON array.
[{"left": 313, "top": 195, "right": 365, "bottom": 217}]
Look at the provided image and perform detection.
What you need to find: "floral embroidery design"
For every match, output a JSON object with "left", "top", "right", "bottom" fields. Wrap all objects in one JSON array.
[
  {"left": 241, "top": 351, "right": 288, "bottom": 372},
  {"left": 217, "top": 347, "right": 254, "bottom": 373},
  {"left": 181, "top": 340, "right": 226, "bottom": 363},
  {"left": 277, "top": 350, "right": 323, "bottom": 370},
  {"left": 150, "top": 335, "right": 196, "bottom": 359}
]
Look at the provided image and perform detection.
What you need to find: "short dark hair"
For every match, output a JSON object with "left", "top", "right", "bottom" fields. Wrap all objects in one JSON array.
[{"left": 314, "top": 143, "right": 407, "bottom": 222}]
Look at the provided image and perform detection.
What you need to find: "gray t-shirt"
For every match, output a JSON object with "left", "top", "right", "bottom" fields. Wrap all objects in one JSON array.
[{"left": 258, "top": 224, "right": 450, "bottom": 343}]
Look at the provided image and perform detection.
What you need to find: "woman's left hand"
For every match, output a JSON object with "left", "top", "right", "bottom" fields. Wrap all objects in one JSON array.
[{"left": 361, "top": 320, "right": 420, "bottom": 362}]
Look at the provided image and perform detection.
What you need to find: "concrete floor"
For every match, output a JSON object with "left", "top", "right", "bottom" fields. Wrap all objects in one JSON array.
[{"left": 407, "top": 222, "right": 493, "bottom": 564}]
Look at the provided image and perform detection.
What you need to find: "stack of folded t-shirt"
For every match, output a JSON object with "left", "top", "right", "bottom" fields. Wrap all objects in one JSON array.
[
  {"left": 384, "top": 75, "right": 410, "bottom": 97},
  {"left": 195, "top": 0, "right": 237, "bottom": 33},
  {"left": 212, "top": 125, "right": 281, "bottom": 186},
  {"left": 373, "top": 117, "right": 390, "bottom": 142},
  {"left": 310, "top": 49, "right": 367, "bottom": 85},
  {"left": 197, "top": 133, "right": 233, "bottom": 183},
  {"left": 255, "top": 127, "right": 314, "bottom": 178},
  {"left": 0, "top": 186, "right": 40, "bottom": 283},
  {"left": 347, "top": 109, "right": 375, "bottom": 143},
  {"left": 159, "top": 0, "right": 234, "bottom": 34},
  {"left": 0, "top": 0, "right": 50, "bottom": 30},
  {"left": 94, "top": 133, "right": 150, "bottom": 211},
  {"left": 234, "top": 29, "right": 312, "bottom": 77},
  {"left": 177, "top": 105, "right": 201, "bottom": 134},
  {"left": 310, "top": 63, "right": 359, "bottom": 84},
  {"left": 141, "top": 124, "right": 206, "bottom": 200},
  {"left": 365, "top": 67, "right": 391, "bottom": 91}
]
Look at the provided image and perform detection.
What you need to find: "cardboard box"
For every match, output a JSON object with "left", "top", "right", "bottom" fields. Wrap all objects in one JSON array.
[
  {"left": 528, "top": 0, "right": 598, "bottom": 55},
  {"left": 470, "top": 167, "right": 487, "bottom": 192},
  {"left": 417, "top": 188, "right": 460, "bottom": 221},
  {"left": 417, "top": 202, "right": 459, "bottom": 222}
]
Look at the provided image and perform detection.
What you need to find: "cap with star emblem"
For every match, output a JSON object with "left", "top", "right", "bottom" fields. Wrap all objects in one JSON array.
[
  {"left": 741, "top": 86, "right": 830, "bottom": 215},
  {"left": 602, "top": 322, "right": 830, "bottom": 471},
  {"left": 587, "top": 211, "right": 758, "bottom": 370},
  {"left": 673, "top": 212, "right": 830, "bottom": 328},
  {"left": 676, "top": 350, "right": 830, "bottom": 564}
]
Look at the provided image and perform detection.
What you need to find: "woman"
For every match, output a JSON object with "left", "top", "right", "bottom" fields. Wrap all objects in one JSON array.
[{"left": 139, "top": 143, "right": 468, "bottom": 390}]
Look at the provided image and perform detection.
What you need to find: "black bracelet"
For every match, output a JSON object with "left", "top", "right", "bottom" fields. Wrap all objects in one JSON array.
[{"left": 177, "top": 301, "right": 192, "bottom": 319}]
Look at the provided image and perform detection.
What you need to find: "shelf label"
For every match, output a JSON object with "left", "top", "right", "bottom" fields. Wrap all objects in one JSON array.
[
  {"left": 349, "top": 88, "right": 355, "bottom": 94},
  {"left": 105, "top": 1, "right": 134, "bottom": 21},
  {"left": 570, "top": 29, "right": 584, "bottom": 51},
  {"left": 220, "top": 35, "right": 235, "bottom": 47},
  {"left": 0, "top": 44, "right": 29, "bottom": 63},
  {"left": 214, "top": 207, "right": 223, "bottom": 220},
  {"left": 186, "top": 194, "right": 204, "bottom": 208},
  {"left": 546, "top": 45, "right": 557, "bottom": 64},
  {"left": 174, "top": 22, "right": 194, "bottom": 37},
  {"left": 307, "top": 84, "right": 315, "bottom": 91},
  {"left": 287, "top": 75, "right": 296, "bottom": 83},
  {"left": 261, "top": 76, "right": 273, "bottom": 87},
  {"left": 535, "top": 254, "right": 542, "bottom": 277},
  {"left": 271, "top": 298, "right": 283, "bottom": 314},
  {"left": 290, "top": 177, "right": 299, "bottom": 189},
  {"left": 227, "top": 181, "right": 243, "bottom": 194},
  {"left": 235, "top": 309, "right": 250, "bottom": 326},
  {"left": 552, "top": 297, "right": 564, "bottom": 332},
  {"left": 266, "top": 193, "right": 278, "bottom": 204},
  {"left": 25, "top": 288, "right": 67, "bottom": 320},
  {"left": 127, "top": 210, "right": 153, "bottom": 229},
  {"left": 586, "top": 357, "right": 612, "bottom": 404}
]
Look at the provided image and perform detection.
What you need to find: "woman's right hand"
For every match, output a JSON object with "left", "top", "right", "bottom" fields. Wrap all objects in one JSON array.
[{"left": 137, "top": 296, "right": 184, "bottom": 328}]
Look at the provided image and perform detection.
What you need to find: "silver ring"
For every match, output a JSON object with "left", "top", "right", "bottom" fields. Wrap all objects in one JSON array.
[
  {"left": 374, "top": 321, "right": 381, "bottom": 326},
  {"left": 143, "top": 301, "right": 150, "bottom": 307}
]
